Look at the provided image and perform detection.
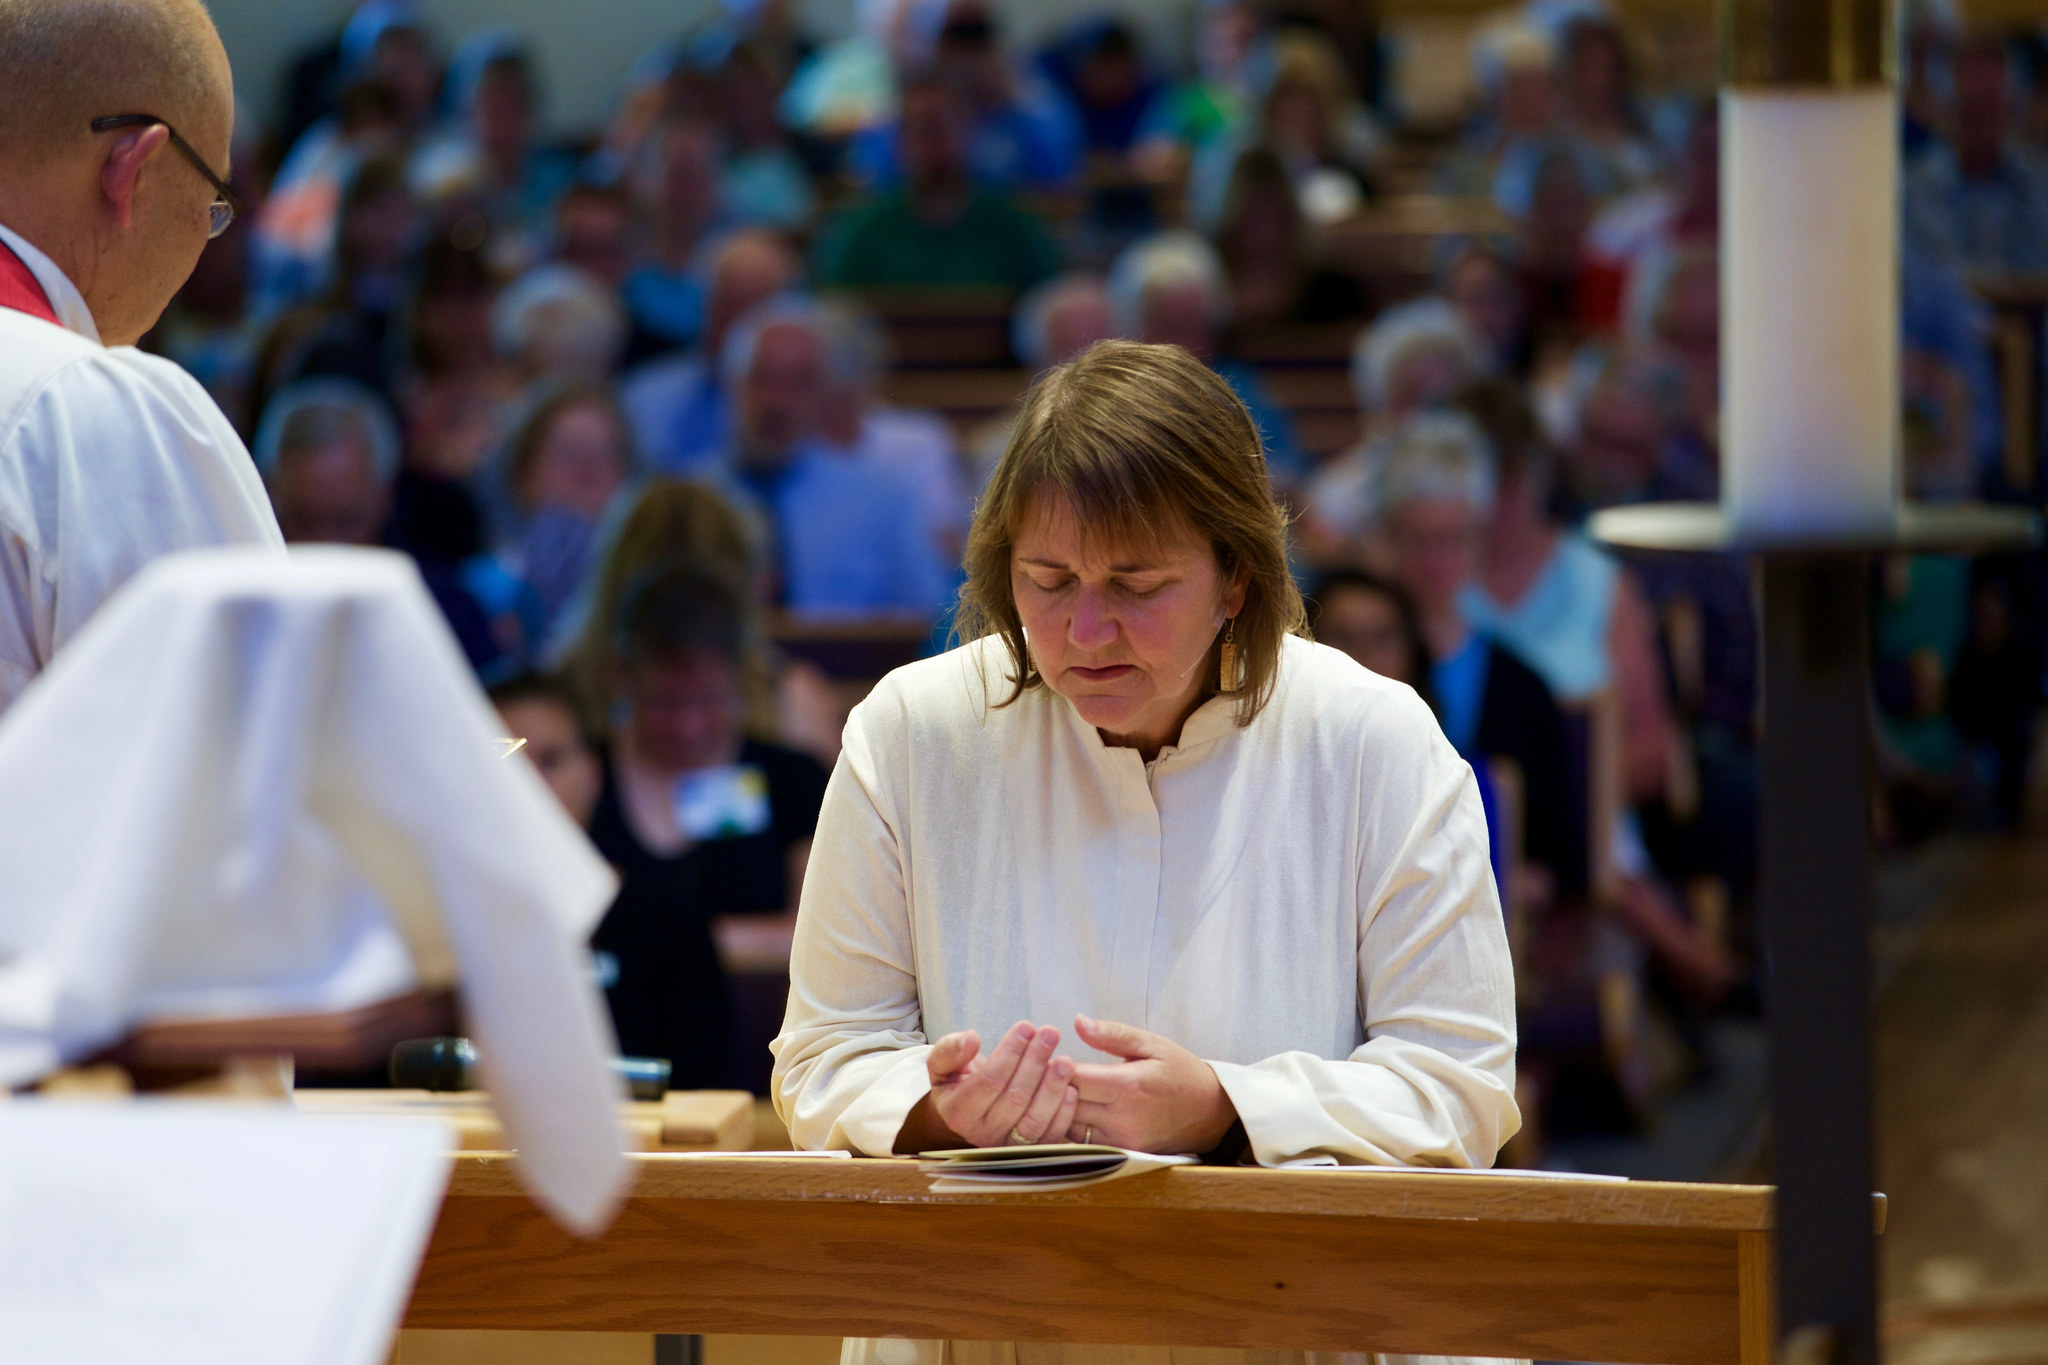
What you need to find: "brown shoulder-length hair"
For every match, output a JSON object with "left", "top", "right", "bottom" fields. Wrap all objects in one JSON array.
[{"left": 956, "top": 340, "right": 1308, "bottom": 724}]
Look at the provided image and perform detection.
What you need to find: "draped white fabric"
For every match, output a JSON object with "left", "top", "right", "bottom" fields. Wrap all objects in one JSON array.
[{"left": 0, "top": 546, "right": 629, "bottom": 1234}]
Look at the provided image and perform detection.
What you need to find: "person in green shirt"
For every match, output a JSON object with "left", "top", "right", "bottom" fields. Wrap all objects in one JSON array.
[{"left": 814, "top": 73, "right": 1062, "bottom": 293}]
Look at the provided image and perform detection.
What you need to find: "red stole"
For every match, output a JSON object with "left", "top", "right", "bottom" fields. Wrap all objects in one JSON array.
[{"left": 0, "top": 240, "right": 59, "bottom": 325}]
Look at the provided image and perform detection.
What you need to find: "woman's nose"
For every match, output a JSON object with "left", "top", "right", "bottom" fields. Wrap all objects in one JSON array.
[{"left": 1068, "top": 590, "right": 1119, "bottom": 650}]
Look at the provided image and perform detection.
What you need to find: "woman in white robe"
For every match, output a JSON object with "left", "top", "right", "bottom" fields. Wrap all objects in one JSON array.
[{"left": 772, "top": 341, "right": 1520, "bottom": 1365}]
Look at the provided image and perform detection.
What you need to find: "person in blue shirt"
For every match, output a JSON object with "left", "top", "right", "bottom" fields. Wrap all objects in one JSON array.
[
  {"left": 1904, "top": 35, "right": 2048, "bottom": 276},
  {"left": 844, "top": 0, "right": 1083, "bottom": 190},
  {"left": 715, "top": 295, "right": 951, "bottom": 618},
  {"left": 620, "top": 228, "right": 800, "bottom": 476}
]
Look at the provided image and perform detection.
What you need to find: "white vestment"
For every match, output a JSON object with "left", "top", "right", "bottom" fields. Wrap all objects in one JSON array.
[
  {"left": 773, "top": 634, "right": 1522, "bottom": 1365},
  {"left": 0, "top": 224, "right": 283, "bottom": 717}
]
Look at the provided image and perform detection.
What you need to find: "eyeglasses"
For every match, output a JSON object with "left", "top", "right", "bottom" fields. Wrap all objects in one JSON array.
[{"left": 89, "top": 115, "right": 243, "bottom": 239}]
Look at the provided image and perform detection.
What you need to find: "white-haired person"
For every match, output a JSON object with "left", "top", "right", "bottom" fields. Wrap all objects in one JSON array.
[
  {"left": 0, "top": 0, "right": 285, "bottom": 718},
  {"left": 1300, "top": 296, "right": 1492, "bottom": 566},
  {"left": 968, "top": 272, "right": 1118, "bottom": 487},
  {"left": 493, "top": 261, "right": 628, "bottom": 384},
  {"left": 256, "top": 378, "right": 503, "bottom": 672},
  {"left": 1107, "top": 231, "right": 1305, "bottom": 487},
  {"left": 775, "top": 342, "right": 1518, "bottom": 1365},
  {"left": 712, "top": 295, "right": 949, "bottom": 619},
  {"left": 621, "top": 227, "right": 801, "bottom": 474},
  {"left": 1371, "top": 410, "right": 1584, "bottom": 914}
]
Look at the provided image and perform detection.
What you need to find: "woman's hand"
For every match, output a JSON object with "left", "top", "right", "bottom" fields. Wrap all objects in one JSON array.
[
  {"left": 895, "top": 1022, "right": 1078, "bottom": 1153},
  {"left": 1065, "top": 1015, "right": 1238, "bottom": 1155}
]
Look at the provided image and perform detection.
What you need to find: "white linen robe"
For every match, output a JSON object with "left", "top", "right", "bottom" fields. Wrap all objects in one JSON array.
[
  {"left": 0, "top": 224, "right": 283, "bottom": 718},
  {"left": 773, "top": 633, "right": 1521, "bottom": 1365}
]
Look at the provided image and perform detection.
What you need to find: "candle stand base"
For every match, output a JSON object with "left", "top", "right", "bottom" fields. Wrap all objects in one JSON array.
[{"left": 1591, "top": 500, "right": 2040, "bottom": 1365}]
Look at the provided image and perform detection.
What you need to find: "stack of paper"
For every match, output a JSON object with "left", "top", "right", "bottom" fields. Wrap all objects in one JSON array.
[
  {"left": 919, "top": 1144, "right": 1196, "bottom": 1193},
  {"left": 0, "top": 1100, "right": 453, "bottom": 1365}
]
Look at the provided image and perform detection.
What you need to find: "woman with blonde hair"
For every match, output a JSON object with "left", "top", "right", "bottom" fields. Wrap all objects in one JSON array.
[
  {"left": 553, "top": 476, "right": 766, "bottom": 736},
  {"left": 774, "top": 341, "right": 1517, "bottom": 1365}
]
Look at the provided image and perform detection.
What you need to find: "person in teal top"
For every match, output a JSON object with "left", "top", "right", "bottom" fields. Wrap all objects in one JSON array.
[{"left": 814, "top": 74, "right": 1062, "bottom": 292}]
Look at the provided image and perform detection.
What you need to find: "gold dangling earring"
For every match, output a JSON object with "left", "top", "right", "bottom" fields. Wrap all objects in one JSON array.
[{"left": 1218, "top": 618, "right": 1239, "bottom": 693}]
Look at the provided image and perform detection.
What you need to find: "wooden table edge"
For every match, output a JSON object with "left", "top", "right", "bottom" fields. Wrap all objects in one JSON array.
[{"left": 444, "top": 1151, "right": 1797, "bottom": 1231}]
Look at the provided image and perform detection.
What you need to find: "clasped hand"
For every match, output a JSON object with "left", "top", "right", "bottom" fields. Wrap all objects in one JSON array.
[{"left": 917, "top": 1015, "right": 1237, "bottom": 1155}]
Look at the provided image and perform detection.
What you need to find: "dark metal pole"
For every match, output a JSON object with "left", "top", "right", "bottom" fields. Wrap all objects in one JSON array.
[{"left": 1757, "top": 555, "right": 1879, "bottom": 1365}]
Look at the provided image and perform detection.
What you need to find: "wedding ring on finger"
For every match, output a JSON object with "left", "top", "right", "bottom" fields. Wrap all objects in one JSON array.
[
  {"left": 1008, "top": 1127, "right": 1031, "bottom": 1146},
  {"left": 1083, "top": 1125, "right": 1094, "bottom": 1144}
]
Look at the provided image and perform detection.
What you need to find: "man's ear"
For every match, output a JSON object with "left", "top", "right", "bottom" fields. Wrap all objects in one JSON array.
[{"left": 100, "top": 125, "right": 171, "bottom": 230}]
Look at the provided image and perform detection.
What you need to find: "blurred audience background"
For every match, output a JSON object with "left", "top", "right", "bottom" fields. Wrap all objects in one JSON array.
[{"left": 189, "top": 0, "right": 2048, "bottom": 1159}]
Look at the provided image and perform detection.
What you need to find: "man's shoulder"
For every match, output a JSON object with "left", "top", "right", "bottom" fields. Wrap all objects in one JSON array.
[
  {"left": 1, "top": 326, "right": 220, "bottom": 423},
  {"left": 0, "top": 313, "right": 105, "bottom": 415}
]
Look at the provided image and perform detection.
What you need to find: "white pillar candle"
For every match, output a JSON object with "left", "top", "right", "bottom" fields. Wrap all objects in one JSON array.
[{"left": 1722, "top": 89, "right": 1899, "bottom": 540}]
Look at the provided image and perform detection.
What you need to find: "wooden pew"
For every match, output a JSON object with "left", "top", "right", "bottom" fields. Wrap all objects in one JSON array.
[{"left": 404, "top": 1153, "right": 1885, "bottom": 1365}]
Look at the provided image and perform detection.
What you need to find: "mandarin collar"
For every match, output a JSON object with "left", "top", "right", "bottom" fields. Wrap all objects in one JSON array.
[{"left": 0, "top": 223, "right": 102, "bottom": 344}]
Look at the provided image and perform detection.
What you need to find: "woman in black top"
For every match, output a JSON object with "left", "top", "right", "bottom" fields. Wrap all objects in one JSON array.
[{"left": 585, "top": 563, "right": 829, "bottom": 1089}]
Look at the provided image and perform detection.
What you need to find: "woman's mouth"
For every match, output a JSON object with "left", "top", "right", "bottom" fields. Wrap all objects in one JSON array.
[{"left": 1069, "top": 664, "right": 1137, "bottom": 683}]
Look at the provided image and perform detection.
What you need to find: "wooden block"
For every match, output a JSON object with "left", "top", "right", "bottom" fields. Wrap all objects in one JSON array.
[
  {"left": 293, "top": 1091, "right": 751, "bottom": 1153},
  {"left": 659, "top": 1091, "right": 755, "bottom": 1151}
]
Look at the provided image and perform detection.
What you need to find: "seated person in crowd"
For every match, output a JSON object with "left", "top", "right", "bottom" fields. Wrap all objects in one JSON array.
[
  {"left": 1372, "top": 412, "right": 1585, "bottom": 906},
  {"left": 846, "top": 0, "right": 1083, "bottom": 190},
  {"left": 469, "top": 382, "right": 639, "bottom": 661},
  {"left": 490, "top": 670, "right": 603, "bottom": 827},
  {"left": 814, "top": 297, "right": 972, "bottom": 566},
  {"left": 1459, "top": 371, "right": 1676, "bottom": 809},
  {"left": 410, "top": 32, "right": 579, "bottom": 267},
  {"left": 1107, "top": 232, "right": 1305, "bottom": 488},
  {"left": 491, "top": 261, "right": 628, "bottom": 384},
  {"left": 255, "top": 379, "right": 503, "bottom": 671},
  {"left": 622, "top": 117, "right": 729, "bottom": 361},
  {"left": 1905, "top": 34, "right": 2048, "bottom": 276},
  {"left": 774, "top": 342, "right": 1517, "bottom": 1227},
  {"left": 970, "top": 272, "right": 1118, "bottom": 484},
  {"left": 589, "top": 562, "right": 831, "bottom": 1088},
  {"left": 622, "top": 227, "right": 801, "bottom": 474},
  {"left": 1443, "top": 242, "right": 1536, "bottom": 378},
  {"left": 1212, "top": 146, "right": 1367, "bottom": 331},
  {"left": 717, "top": 41, "right": 817, "bottom": 233},
  {"left": 716, "top": 297, "right": 951, "bottom": 617},
  {"left": 553, "top": 476, "right": 768, "bottom": 706},
  {"left": 1301, "top": 297, "right": 1491, "bottom": 563},
  {"left": 1191, "top": 31, "right": 1383, "bottom": 227},
  {"left": 1037, "top": 18, "right": 1161, "bottom": 156},
  {"left": 815, "top": 70, "right": 1064, "bottom": 292},
  {"left": 551, "top": 180, "right": 636, "bottom": 297}
]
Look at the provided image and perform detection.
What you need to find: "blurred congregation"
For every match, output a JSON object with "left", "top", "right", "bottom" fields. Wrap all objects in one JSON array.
[{"left": 181, "top": 0, "right": 2048, "bottom": 1163}]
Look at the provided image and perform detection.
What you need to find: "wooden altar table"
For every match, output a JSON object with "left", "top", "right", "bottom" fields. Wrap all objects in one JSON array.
[{"left": 406, "top": 1156, "right": 1886, "bottom": 1365}]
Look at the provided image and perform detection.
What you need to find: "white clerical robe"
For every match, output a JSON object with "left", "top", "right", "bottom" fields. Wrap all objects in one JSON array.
[
  {"left": 0, "top": 224, "right": 283, "bottom": 717},
  {"left": 774, "top": 633, "right": 1521, "bottom": 1365}
]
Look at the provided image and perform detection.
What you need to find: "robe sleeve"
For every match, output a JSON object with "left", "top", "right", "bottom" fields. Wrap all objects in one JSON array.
[
  {"left": 1209, "top": 697, "right": 1521, "bottom": 1169},
  {"left": 770, "top": 689, "right": 933, "bottom": 1155}
]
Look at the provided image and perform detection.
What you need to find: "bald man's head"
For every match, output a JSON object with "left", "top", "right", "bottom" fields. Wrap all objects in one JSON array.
[
  {"left": 0, "top": 0, "right": 235, "bottom": 345},
  {"left": 0, "top": 0, "right": 230, "bottom": 171}
]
